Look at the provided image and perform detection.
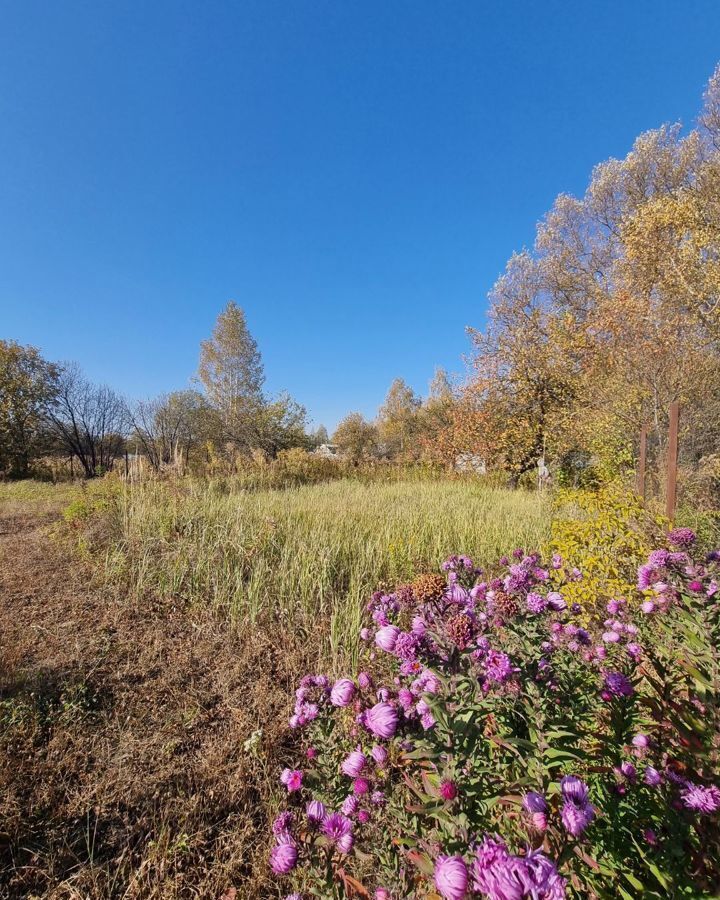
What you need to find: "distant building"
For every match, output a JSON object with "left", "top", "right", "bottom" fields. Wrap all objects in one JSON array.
[
  {"left": 313, "top": 443, "right": 341, "bottom": 458},
  {"left": 455, "top": 452, "right": 486, "bottom": 475}
]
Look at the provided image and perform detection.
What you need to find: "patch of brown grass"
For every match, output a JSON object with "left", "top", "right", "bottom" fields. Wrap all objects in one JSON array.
[{"left": 0, "top": 507, "right": 312, "bottom": 898}]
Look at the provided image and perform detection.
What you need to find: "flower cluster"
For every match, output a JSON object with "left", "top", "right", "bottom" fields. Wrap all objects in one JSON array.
[{"left": 269, "top": 541, "right": 720, "bottom": 898}]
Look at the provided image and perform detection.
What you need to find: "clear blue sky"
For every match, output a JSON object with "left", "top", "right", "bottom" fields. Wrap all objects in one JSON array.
[{"left": 2, "top": 2, "right": 719, "bottom": 430}]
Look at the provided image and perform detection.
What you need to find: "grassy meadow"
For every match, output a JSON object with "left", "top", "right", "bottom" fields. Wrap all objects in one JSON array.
[{"left": 99, "top": 476, "right": 550, "bottom": 666}]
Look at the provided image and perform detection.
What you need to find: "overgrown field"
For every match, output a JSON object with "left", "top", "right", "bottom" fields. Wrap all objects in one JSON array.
[
  {"left": 0, "top": 475, "right": 549, "bottom": 898},
  {"left": 94, "top": 477, "right": 550, "bottom": 666}
]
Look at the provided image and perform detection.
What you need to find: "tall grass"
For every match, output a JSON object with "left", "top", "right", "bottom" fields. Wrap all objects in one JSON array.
[{"left": 105, "top": 478, "right": 550, "bottom": 666}]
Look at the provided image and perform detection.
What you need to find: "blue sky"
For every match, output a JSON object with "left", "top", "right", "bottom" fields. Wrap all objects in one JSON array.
[{"left": 1, "top": 2, "right": 719, "bottom": 431}]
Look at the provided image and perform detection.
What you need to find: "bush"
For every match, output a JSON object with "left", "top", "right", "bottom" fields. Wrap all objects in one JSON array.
[
  {"left": 550, "top": 488, "right": 664, "bottom": 621},
  {"left": 268, "top": 534, "right": 720, "bottom": 898}
]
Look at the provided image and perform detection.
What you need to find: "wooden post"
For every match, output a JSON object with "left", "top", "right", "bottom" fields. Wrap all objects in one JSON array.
[
  {"left": 666, "top": 402, "right": 680, "bottom": 523},
  {"left": 636, "top": 425, "right": 647, "bottom": 500}
]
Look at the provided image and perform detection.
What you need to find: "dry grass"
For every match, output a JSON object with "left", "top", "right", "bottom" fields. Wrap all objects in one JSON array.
[{"left": 104, "top": 477, "right": 550, "bottom": 667}]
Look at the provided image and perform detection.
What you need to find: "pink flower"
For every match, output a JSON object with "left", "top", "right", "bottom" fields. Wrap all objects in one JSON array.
[
  {"left": 341, "top": 749, "right": 367, "bottom": 777},
  {"left": 341, "top": 795, "right": 359, "bottom": 816},
  {"left": 375, "top": 889, "right": 391, "bottom": 899},
  {"left": 358, "top": 671, "right": 373, "bottom": 691},
  {"left": 280, "top": 769, "right": 303, "bottom": 792},
  {"left": 353, "top": 777, "right": 370, "bottom": 795},
  {"left": 632, "top": 733, "right": 650, "bottom": 749},
  {"left": 375, "top": 625, "right": 400, "bottom": 653},
  {"left": 306, "top": 799, "right": 326, "bottom": 823},
  {"left": 330, "top": 678, "right": 356, "bottom": 707},
  {"left": 365, "top": 702, "right": 399, "bottom": 739},
  {"left": 440, "top": 779, "right": 458, "bottom": 800},
  {"left": 270, "top": 839, "right": 298, "bottom": 874},
  {"left": 371, "top": 744, "right": 388, "bottom": 765},
  {"left": 434, "top": 854, "right": 468, "bottom": 900}
]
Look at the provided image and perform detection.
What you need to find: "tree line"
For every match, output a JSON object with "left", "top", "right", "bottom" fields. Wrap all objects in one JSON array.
[
  {"left": 5, "top": 65, "right": 720, "bottom": 492},
  {"left": 0, "top": 302, "right": 312, "bottom": 478}
]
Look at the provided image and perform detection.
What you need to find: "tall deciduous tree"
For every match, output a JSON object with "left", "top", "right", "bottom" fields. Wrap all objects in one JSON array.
[
  {"left": 197, "top": 301, "right": 265, "bottom": 448},
  {"left": 127, "top": 390, "right": 217, "bottom": 471},
  {"left": 333, "top": 413, "right": 377, "bottom": 464},
  {"left": 45, "top": 365, "right": 127, "bottom": 477},
  {"left": 377, "top": 378, "right": 421, "bottom": 459},
  {"left": 0, "top": 340, "right": 60, "bottom": 477}
]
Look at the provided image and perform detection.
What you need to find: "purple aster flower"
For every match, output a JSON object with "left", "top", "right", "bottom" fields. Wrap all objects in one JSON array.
[
  {"left": 353, "top": 777, "right": 370, "bottom": 795},
  {"left": 434, "top": 855, "right": 468, "bottom": 900},
  {"left": 371, "top": 744, "right": 388, "bottom": 766},
  {"left": 644, "top": 766, "right": 662, "bottom": 786},
  {"left": 526, "top": 592, "right": 547, "bottom": 614},
  {"left": 440, "top": 779, "right": 459, "bottom": 801},
  {"left": 602, "top": 631, "right": 621, "bottom": 643},
  {"left": 547, "top": 591, "right": 566, "bottom": 611},
  {"left": 551, "top": 553, "right": 563, "bottom": 569},
  {"left": 341, "top": 795, "right": 359, "bottom": 816},
  {"left": 688, "top": 579, "right": 704, "bottom": 593},
  {"left": 272, "top": 811, "right": 294, "bottom": 836},
  {"left": 280, "top": 769, "right": 303, "bottom": 792},
  {"left": 323, "top": 812, "right": 353, "bottom": 844},
  {"left": 668, "top": 527, "right": 696, "bottom": 549},
  {"left": 371, "top": 789, "right": 386, "bottom": 806},
  {"left": 341, "top": 749, "right": 367, "bottom": 777},
  {"left": 360, "top": 627, "right": 370, "bottom": 641},
  {"left": 649, "top": 549, "right": 669, "bottom": 567},
  {"left": 397, "top": 687, "right": 414, "bottom": 710},
  {"left": 375, "top": 889, "right": 391, "bottom": 900},
  {"left": 358, "top": 671, "right": 373, "bottom": 691},
  {"left": 375, "top": 624, "right": 400, "bottom": 652},
  {"left": 421, "top": 710, "right": 436, "bottom": 730},
  {"left": 637, "top": 563, "right": 659, "bottom": 591},
  {"left": 604, "top": 671, "right": 634, "bottom": 697},
  {"left": 393, "top": 631, "right": 419, "bottom": 660},
  {"left": 411, "top": 614, "right": 427, "bottom": 637},
  {"left": 485, "top": 649, "right": 514, "bottom": 683},
  {"left": 330, "top": 678, "right": 355, "bottom": 707},
  {"left": 632, "top": 733, "right": 650, "bottom": 749},
  {"left": 561, "top": 801, "right": 594, "bottom": 836},
  {"left": 561, "top": 776, "right": 590, "bottom": 806},
  {"left": 619, "top": 762, "right": 637, "bottom": 781},
  {"left": 523, "top": 791, "right": 548, "bottom": 813},
  {"left": 270, "top": 839, "right": 298, "bottom": 874},
  {"left": 641, "top": 600, "right": 655, "bottom": 614},
  {"left": 365, "top": 702, "right": 399, "bottom": 739},
  {"left": 306, "top": 799, "right": 326, "bottom": 823},
  {"left": 472, "top": 836, "right": 565, "bottom": 899},
  {"left": 681, "top": 783, "right": 720, "bottom": 813}
]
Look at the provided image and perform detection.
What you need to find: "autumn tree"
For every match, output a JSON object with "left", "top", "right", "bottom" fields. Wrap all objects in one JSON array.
[
  {"left": 0, "top": 340, "right": 60, "bottom": 477},
  {"left": 461, "top": 63, "right": 720, "bottom": 485},
  {"left": 310, "top": 424, "right": 330, "bottom": 447},
  {"left": 333, "top": 413, "right": 377, "bottom": 464},
  {"left": 127, "top": 390, "right": 218, "bottom": 472},
  {"left": 198, "top": 301, "right": 266, "bottom": 449},
  {"left": 376, "top": 378, "right": 421, "bottom": 459}
]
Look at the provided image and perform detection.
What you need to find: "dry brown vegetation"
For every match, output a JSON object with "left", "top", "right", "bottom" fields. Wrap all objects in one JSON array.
[{"left": 0, "top": 494, "right": 308, "bottom": 899}]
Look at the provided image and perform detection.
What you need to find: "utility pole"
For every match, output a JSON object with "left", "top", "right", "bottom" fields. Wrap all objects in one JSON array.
[{"left": 666, "top": 402, "right": 680, "bottom": 523}]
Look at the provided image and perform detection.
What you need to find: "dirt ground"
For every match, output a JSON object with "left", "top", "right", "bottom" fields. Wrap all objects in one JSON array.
[{"left": 0, "top": 504, "right": 303, "bottom": 899}]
